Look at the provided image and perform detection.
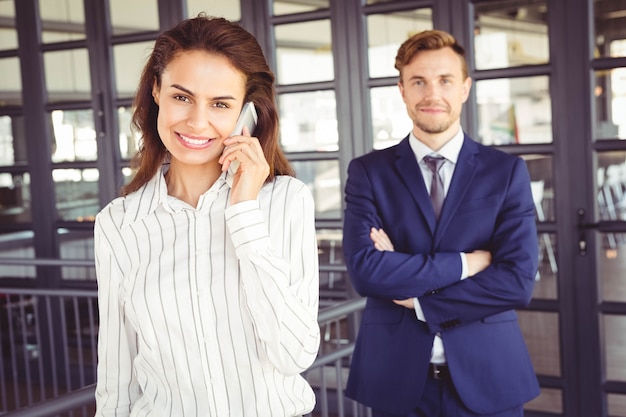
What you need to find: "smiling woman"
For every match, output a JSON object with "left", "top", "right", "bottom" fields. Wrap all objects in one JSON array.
[{"left": 93, "top": 15, "right": 320, "bottom": 417}]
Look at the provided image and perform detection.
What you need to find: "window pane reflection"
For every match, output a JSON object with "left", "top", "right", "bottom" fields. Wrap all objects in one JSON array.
[
  {"left": 59, "top": 229, "right": 96, "bottom": 281},
  {"left": 0, "top": 115, "right": 27, "bottom": 165},
  {"left": 531, "top": 232, "right": 557, "bottom": 299},
  {"left": 596, "top": 151, "right": 626, "bottom": 222},
  {"left": 118, "top": 107, "right": 140, "bottom": 159},
  {"left": 39, "top": 0, "right": 85, "bottom": 43},
  {"left": 292, "top": 159, "right": 341, "bottom": 220},
  {"left": 0, "top": 231, "right": 36, "bottom": 279},
  {"left": 518, "top": 310, "right": 561, "bottom": 376},
  {"left": 594, "top": 68, "right": 626, "bottom": 139},
  {"left": 0, "top": 58, "right": 22, "bottom": 106},
  {"left": 608, "top": 393, "right": 626, "bottom": 417},
  {"left": 599, "top": 232, "right": 626, "bottom": 303},
  {"left": 114, "top": 42, "right": 153, "bottom": 99},
  {"left": 44, "top": 49, "right": 91, "bottom": 102},
  {"left": 50, "top": 110, "right": 97, "bottom": 162},
  {"left": 474, "top": 1, "right": 549, "bottom": 70},
  {"left": 275, "top": 20, "right": 333, "bottom": 84},
  {"left": 273, "top": 0, "right": 328, "bottom": 15},
  {"left": 370, "top": 86, "right": 412, "bottom": 150},
  {"left": 603, "top": 315, "right": 626, "bottom": 381},
  {"left": 0, "top": 0, "right": 17, "bottom": 50},
  {"left": 367, "top": 9, "right": 432, "bottom": 78},
  {"left": 476, "top": 76, "right": 552, "bottom": 145},
  {"left": 109, "top": 0, "right": 159, "bottom": 35},
  {"left": 279, "top": 90, "right": 338, "bottom": 152},
  {"left": 523, "top": 154, "right": 554, "bottom": 221},
  {"left": 53, "top": 168, "right": 99, "bottom": 221},
  {"left": 525, "top": 388, "right": 563, "bottom": 414},
  {"left": 0, "top": 172, "right": 31, "bottom": 223},
  {"left": 594, "top": 0, "right": 626, "bottom": 59}
]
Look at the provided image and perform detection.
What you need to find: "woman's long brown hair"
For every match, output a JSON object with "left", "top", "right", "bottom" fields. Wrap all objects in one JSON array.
[{"left": 122, "top": 15, "right": 293, "bottom": 196}]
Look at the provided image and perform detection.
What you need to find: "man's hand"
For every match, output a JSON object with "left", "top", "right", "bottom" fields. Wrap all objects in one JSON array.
[
  {"left": 465, "top": 250, "right": 492, "bottom": 276},
  {"left": 370, "top": 227, "right": 395, "bottom": 251},
  {"left": 370, "top": 228, "right": 414, "bottom": 308}
]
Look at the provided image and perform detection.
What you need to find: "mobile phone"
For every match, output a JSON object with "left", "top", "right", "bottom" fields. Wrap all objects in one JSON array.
[{"left": 227, "top": 101, "right": 258, "bottom": 175}]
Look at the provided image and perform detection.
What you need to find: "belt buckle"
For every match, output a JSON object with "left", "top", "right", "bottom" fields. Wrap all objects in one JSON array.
[{"left": 431, "top": 364, "right": 444, "bottom": 380}]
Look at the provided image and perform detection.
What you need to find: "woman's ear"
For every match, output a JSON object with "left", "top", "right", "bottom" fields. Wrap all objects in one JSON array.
[{"left": 152, "top": 80, "right": 160, "bottom": 105}]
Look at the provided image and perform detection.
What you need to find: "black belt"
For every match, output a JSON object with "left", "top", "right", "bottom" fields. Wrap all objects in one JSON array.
[{"left": 428, "top": 363, "right": 450, "bottom": 380}]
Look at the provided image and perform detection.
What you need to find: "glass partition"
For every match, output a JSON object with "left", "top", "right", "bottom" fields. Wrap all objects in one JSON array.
[
  {"left": 0, "top": 0, "right": 17, "bottom": 50},
  {"left": 0, "top": 115, "right": 27, "bottom": 166},
  {"left": 474, "top": 1, "right": 549, "bottom": 70},
  {"left": 367, "top": 8, "right": 432, "bottom": 79},
  {"left": 594, "top": 68, "right": 626, "bottom": 140},
  {"left": 0, "top": 230, "right": 36, "bottom": 279},
  {"left": 187, "top": 0, "right": 241, "bottom": 20},
  {"left": 603, "top": 315, "right": 626, "bottom": 381},
  {"left": 113, "top": 41, "right": 154, "bottom": 99},
  {"left": 475, "top": 76, "right": 552, "bottom": 145},
  {"left": 53, "top": 168, "right": 99, "bottom": 221},
  {"left": 39, "top": 0, "right": 85, "bottom": 43},
  {"left": 292, "top": 159, "right": 341, "bottom": 220},
  {"left": 278, "top": 90, "right": 338, "bottom": 152},
  {"left": 594, "top": 0, "right": 626, "bottom": 59},
  {"left": 50, "top": 110, "right": 97, "bottom": 162},
  {"left": 370, "top": 85, "right": 412, "bottom": 149},
  {"left": 0, "top": 58, "right": 22, "bottom": 106},
  {"left": 274, "top": 20, "right": 333, "bottom": 84},
  {"left": 117, "top": 106, "right": 141, "bottom": 159},
  {"left": 0, "top": 172, "right": 31, "bottom": 224},
  {"left": 109, "top": 0, "right": 159, "bottom": 35},
  {"left": 273, "top": 0, "right": 328, "bottom": 15},
  {"left": 44, "top": 49, "right": 92, "bottom": 102}
]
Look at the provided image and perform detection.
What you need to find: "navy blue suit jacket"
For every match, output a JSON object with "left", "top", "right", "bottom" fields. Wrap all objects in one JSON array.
[{"left": 342, "top": 135, "right": 540, "bottom": 415}]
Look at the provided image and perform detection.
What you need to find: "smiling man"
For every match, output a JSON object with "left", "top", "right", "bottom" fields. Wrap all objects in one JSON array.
[{"left": 342, "top": 30, "right": 540, "bottom": 417}]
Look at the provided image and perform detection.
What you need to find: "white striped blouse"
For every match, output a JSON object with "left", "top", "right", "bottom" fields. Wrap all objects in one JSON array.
[{"left": 93, "top": 166, "right": 320, "bottom": 417}]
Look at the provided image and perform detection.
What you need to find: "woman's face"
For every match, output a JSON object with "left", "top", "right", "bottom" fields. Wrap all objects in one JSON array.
[{"left": 152, "top": 50, "right": 247, "bottom": 168}]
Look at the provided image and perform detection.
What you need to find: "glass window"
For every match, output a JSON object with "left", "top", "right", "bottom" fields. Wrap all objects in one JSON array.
[
  {"left": 59, "top": 229, "right": 96, "bottom": 281},
  {"left": 594, "top": 68, "right": 626, "bottom": 139},
  {"left": 187, "top": 0, "right": 241, "bottom": 20},
  {"left": 292, "top": 159, "right": 341, "bottom": 220},
  {"left": 0, "top": 57, "right": 22, "bottom": 106},
  {"left": 273, "top": 0, "right": 328, "bottom": 15},
  {"left": 367, "top": 9, "right": 432, "bottom": 79},
  {"left": 0, "top": 172, "right": 31, "bottom": 224},
  {"left": 279, "top": 90, "right": 338, "bottom": 152},
  {"left": 370, "top": 85, "right": 412, "bottom": 149},
  {"left": 523, "top": 154, "right": 554, "bottom": 221},
  {"left": 476, "top": 76, "right": 552, "bottom": 145},
  {"left": 594, "top": 0, "right": 626, "bottom": 59},
  {"left": 608, "top": 393, "right": 626, "bottom": 417},
  {"left": 474, "top": 1, "right": 549, "bottom": 70},
  {"left": 0, "top": 115, "right": 27, "bottom": 165},
  {"left": 603, "top": 314, "right": 626, "bottom": 381},
  {"left": 525, "top": 388, "right": 563, "bottom": 414},
  {"left": 109, "top": 0, "right": 159, "bottom": 35},
  {"left": 118, "top": 106, "right": 141, "bottom": 159},
  {"left": 53, "top": 168, "right": 99, "bottom": 221},
  {"left": 599, "top": 232, "right": 626, "bottom": 303},
  {"left": 518, "top": 310, "right": 561, "bottom": 377},
  {"left": 113, "top": 41, "right": 154, "bottom": 99},
  {"left": 50, "top": 110, "right": 97, "bottom": 162},
  {"left": 274, "top": 20, "right": 333, "bottom": 84},
  {"left": 44, "top": 49, "right": 91, "bottom": 102},
  {"left": 596, "top": 151, "right": 626, "bottom": 223},
  {"left": 39, "top": 0, "right": 85, "bottom": 43},
  {"left": 0, "top": 230, "right": 36, "bottom": 279},
  {"left": 532, "top": 233, "right": 557, "bottom": 299},
  {"left": 0, "top": 0, "right": 17, "bottom": 50}
]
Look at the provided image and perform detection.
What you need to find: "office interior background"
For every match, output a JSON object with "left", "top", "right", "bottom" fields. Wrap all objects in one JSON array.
[{"left": 0, "top": 0, "right": 626, "bottom": 416}]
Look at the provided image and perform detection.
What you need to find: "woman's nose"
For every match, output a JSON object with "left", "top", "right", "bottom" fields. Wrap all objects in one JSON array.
[{"left": 186, "top": 106, "right": 210, "bottom": 131}]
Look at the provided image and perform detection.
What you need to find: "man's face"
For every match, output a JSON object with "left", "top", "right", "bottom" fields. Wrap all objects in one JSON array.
[{"left": 398, "top": 47, "right": 471, "bottom": 147}]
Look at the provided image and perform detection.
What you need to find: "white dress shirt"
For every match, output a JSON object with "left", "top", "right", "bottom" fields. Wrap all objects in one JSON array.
[
  {"left": 94, "top": 165, "right": 320, "bottom": 417},
  {"left": 408, "top": 128, "right": 468, "bottom": 364}
]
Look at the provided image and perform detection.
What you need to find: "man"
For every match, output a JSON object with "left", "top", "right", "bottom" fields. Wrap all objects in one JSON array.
[{"left": 342, "top": 29, "right": 540, "bottom": 417}]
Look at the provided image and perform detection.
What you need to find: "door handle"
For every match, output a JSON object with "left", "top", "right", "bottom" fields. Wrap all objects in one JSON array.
[{"left": 577, "top": 208, "right": 597, "bottom": 256}]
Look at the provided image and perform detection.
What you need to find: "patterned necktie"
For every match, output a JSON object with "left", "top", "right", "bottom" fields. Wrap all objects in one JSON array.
[{"left": 423, "top": 155, "right": 446, "bottom": 219}]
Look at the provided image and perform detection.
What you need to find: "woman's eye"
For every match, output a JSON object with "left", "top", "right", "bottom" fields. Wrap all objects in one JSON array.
[
  {"left": 174, "top": 95, "right": 190, "bottom": 103},
  {"left": 214, "top": 102, "right": 228, "bottom": 109}
]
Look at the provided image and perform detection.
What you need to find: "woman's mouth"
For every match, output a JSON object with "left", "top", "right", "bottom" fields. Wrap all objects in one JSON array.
[{"left": 177, "top": 133, "right": 213, "bottom": 148}]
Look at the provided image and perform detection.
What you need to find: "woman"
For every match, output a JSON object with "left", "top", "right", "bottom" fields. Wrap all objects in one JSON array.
[{"left": 94, "top": 16, "right": 320, "bottom": 417}]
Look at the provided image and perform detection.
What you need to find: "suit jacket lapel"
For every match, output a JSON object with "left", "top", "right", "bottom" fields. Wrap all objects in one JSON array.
[
  {"left": 394, "top": 138, "right": 438, "bottom": 234},
  {"left": 434, "top": 136, "right": 479, "bottom": 247}
]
